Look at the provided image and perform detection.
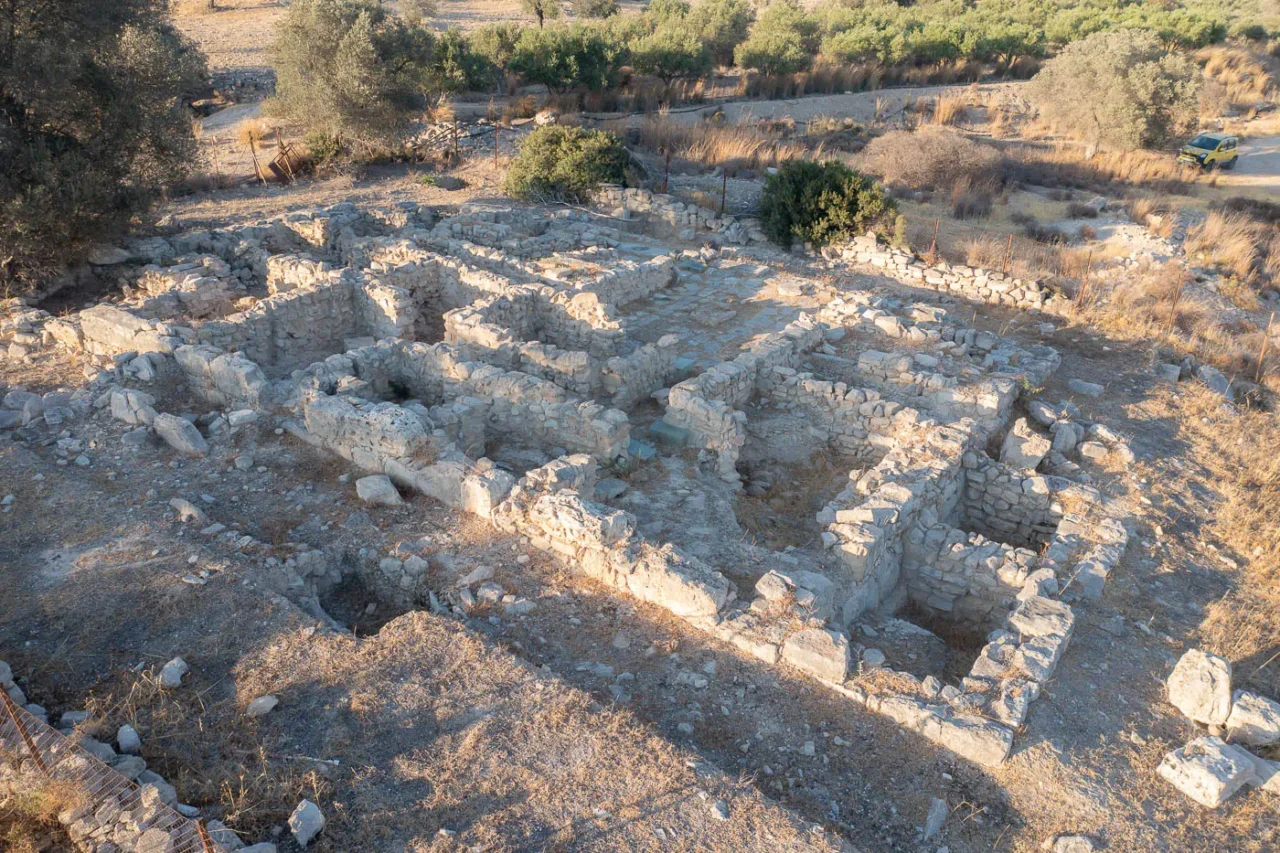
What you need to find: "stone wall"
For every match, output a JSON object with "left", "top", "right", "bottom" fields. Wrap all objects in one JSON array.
[
  {"left": 173, "top": 345, "right": 272, "bottom": 409},
  {"left": 961, "top": 455, "right": 1063, "bottom": 550},
  {"left": 901, "top": 525, "right": 1037, "bottom": 624},
  {"left": 756, "top": 366, "right": 911, "bottom": 463}
]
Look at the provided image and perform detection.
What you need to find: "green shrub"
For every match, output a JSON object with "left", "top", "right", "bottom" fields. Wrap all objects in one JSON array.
[
  {"left": 470, "top": 23, "right": 523, "bottom": 90},
  {"left": 629, "top": 25, "right": 713, "bottom": 83},
  {"left": 0, "top": 0, "right": 206, "bottom": 291},
  {"left": 687, "top": 0, "right": 755, "bottom": 67},
  {"left": 504, "top": 125, "right": 629, "bottom": 202},
  {"left": 510, "top": 25, "right": 622, "bottom": 93},
  {"left": 759, "top": 160, "right": 893, "bottom": 248},
  {"left": 268, "top": 0, "right": 434, "bottom": 143},
  {"left": 522, "top": 0, "right": 562, "bottom": 28},
  {"left": 891, "top": 213, "right": 910, "bottom": 250},
  {"left": 578, "top": 0, "right": 620, "bottom": 19},
  {"left": 1029, "top": 29, "right": 1201, "bottom": 151},
  {"left": 734, "top": 0, "right": 818, "bottom": 75}
]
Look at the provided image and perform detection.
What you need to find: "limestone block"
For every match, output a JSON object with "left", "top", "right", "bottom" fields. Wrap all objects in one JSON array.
[
  {"left": 1167, "top": 649, "right": 1233, "bottom": 726},
  {"left": 153, "top": 414, "right": 207, "bottom": 457},
  {"left": 1007, "top": 595, "right": 1074, "bottom": 638},
  {"left": 461, "top": 469, "right": 516, "bottom": 519},
  {"left": 930, "top": 714, "right": 1014, "bottom": 767},
  {"left": 356, "top": 475, "right": 403, "bottom": 507},
  {"left": 1000, "top": 418, "right": 1050, "bottom": 470},
  {"left": 627, "top": 545, "right": 733, "bottom": 619},
  {"left": 781, "top": 628, "right": 850, "bottom": 684},
  {"left": 1225, "top": 690, "right": 1280, "bottom": 746},
  {"left": 1158, "top": 736, "right": 1257, "bottom": 808}
]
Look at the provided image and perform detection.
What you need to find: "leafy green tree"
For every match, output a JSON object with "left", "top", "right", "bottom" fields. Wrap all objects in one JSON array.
[
  {"left": 686, "top": 0, "right": 756, "bottom": 67},
  {"left": 504, "top": 125, "right": 629, "bottom": 201},
  {"left": 1029, "top": 29, "right": 1201, "bottom": 151},
  {"left": 510, "top": 25, "right": 622, "bottom": 93},
  {"left": 522, "top": 0, "right": 563, "bottom": 29},
  {"left": 428, "top": 28, "right": 489, "bottom": 93},
  {"left": 470, "top": 23, "right": 523, "bottom": 91},
  {"left": 269, "top": 0, "right": 434, "bottom": 143},
  {"left": 578, "top": 0, "right": 621, "bottom": 19},
  {"left": 643, "top": 0, "right": 692, "bottom": 26},
  {"left": 629, "top": 25, "right": 713, "bottom": 83},
  {"left": 759, "top": 160, "right": 893, "bottom": 248},
  {"left": 734, "top": 0, "right": 818, "bottom": 75},
  {"left": 0, "top": 0, "right": 206, "bottom": 290}
]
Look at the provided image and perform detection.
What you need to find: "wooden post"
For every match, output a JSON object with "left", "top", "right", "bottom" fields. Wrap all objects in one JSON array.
[
  {"left": 1001, "top": 233, "right": 1014, "bottom": 276},
  {"left": 1258, "top": 311, "right": 1276, "bottom": 383},
  {"left": 663, "top": 152, "right": 671, "bottom": 195},
  {"left": 1164, "top": 274, "right": 1185, "bottom": 337},
  {"left": 493, "top": 127, "right": 499, "bottom": 171},
  {"left": 929, "top": 218, "right": 940, "bottom": 258},
  {"left": 720, "top": 168, "right": 728, "bottom": 215}
]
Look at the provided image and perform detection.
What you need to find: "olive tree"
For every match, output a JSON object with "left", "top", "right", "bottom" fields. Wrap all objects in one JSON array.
[
  {"left": 0, "top": 0, "right": 206, "bottom": 290},
  {"left": 269, "top": 0, "right": 435, "bottom": 144},
  {"left": 1029, "top": 29, "right": 1200, "bottom": 151}
]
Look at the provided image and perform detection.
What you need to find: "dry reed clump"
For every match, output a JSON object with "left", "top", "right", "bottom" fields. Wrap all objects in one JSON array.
[
  {"left": 637, "top": 116, "right": 808, "bottom": 171},
  {"left": 1002, "top": 142, "right": 1202, "bottom": 193},
  {"left": 930, "top": 94, "right": 968, "bottom": 127},
  {"left": 858, "top": 127, "right": 1002, "bottom": 194},
  {"left": 1126, "top": 195, "right": 1180, "bottom": 238},
  {"left": 235, "top": 118, "right": 276, "bottom": 149},
  {"left": 1197, "top": 44, "right": 1278, "bottom": 108},
  {"left": 1185, "top": 211, "right": 1273, "bottom": 281}
]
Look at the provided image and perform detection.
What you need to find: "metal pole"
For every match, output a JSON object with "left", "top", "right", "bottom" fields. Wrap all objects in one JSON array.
[
  {"left": 494, "top": 127, "right": 499, "bottom": 171},
  {"left": 663, "top": 152, "right": 671, "bottom": 195},
  {"left": 197, "top": 820, "right": 217, "bottom": 853},
  {"left": 1, "top": 688, "right": 50, "bottom": 775},
  {"left": 720, "top": 168, "right": 728, "bottom": 215}
]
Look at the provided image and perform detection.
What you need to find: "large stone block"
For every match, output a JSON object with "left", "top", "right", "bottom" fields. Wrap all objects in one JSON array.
[
  {"left": 1158, "top": 736, "right": 1257, "bottom": 808},
  {"left": 1167, "top": 649, "right": 1233, "bottom": 726},
  {"left": 153, "top": 413, "right": 207, "bottom": 456},
  {"left": 1225, "top": 690, "right": 1280, "bottom": 747},
  {"left": 781, "top": 628, "right": 850, "bottom": 684}
]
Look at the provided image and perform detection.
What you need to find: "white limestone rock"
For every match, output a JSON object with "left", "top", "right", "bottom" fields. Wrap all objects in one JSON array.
[
  {"left": 1225, "top": 690, "right": 1280, "bottom": 746},
  {"left": 1157, "top": 736, "right": 1257, "bottom": 808},
  {"left": 246, "top": 695, "right": 280, "bottom": 718},
  {"left": 1167, "top": 649, "right": 1232, "bottom": 726},
  {"left": 1001, "top": 418, "right": 1050, "bottom": 470},
  {"left": 153, "top": 413, "right": 208, "bottom": 456},
  {"left": 289, "top": 799, "right": 326, "bottom": 847},
  {"left": 356, "top": 475, "right": 403, "bottom": 507},
  {"left": 117, "top": 724, "right": 142, "bottom": 755},
  {"left": 159, "top": 657, "right": 188, "bottom": 688},
  {"left": 781, "top": 628, "right": 850, "bottom": 684}
]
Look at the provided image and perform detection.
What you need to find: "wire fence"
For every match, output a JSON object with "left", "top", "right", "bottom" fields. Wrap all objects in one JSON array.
[{"left": 1, "top": 689, "right": 227, "bottom": 853}]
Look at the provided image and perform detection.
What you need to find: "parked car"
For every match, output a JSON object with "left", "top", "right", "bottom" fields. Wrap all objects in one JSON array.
[{"left": 1178, "top": 132, "right": 1239, "bottom": 169}]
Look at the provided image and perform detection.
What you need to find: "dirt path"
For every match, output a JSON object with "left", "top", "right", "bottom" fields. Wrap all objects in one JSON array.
[{"left": 1213, "top": 133, "right": 1280, "bottom": 199}]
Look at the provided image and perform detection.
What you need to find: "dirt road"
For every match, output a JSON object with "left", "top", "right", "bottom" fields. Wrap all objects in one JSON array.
[{"left": 1216, "top": 133, "right": 1280, "bottom": 199}]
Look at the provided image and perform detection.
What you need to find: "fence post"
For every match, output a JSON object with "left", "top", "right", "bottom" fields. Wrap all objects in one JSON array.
[
  {"left": 1164, "top": 274, "right": 1185, "bottom": 337},
  {"left": 663, "top": 152, "right": 671, "bottom": 195},
  {"left": 1, "top": 688, "right": 50, "bottom": 775},
  {"left": 720, "top": 168, "right": 728, "bottom": 215},
  {"left": 929, "top": 218, "right": 940, "bottom": 258},
  {"left": 1077, "top": 248, "right": 1094, "bottom": 305},
  {"left": 493, "top": 127, "right": 499, "bottom": 171},
  {"left": 198, "top": 820, "right": 217, "bottom": 853},
  {"left": 1001, "top": 233, "right": 1014, "bottom": 276},
  {"left": 1258, "top": 312, "right": 1276, "bottom": 383}
]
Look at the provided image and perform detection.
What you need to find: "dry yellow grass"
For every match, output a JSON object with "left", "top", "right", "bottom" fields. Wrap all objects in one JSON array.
[
  {"left": 1198, "top": 44, "right": 1278, "bottom": 108},
  {"left": 1185, "top": 210, "right": 1270, "bottom": 281},
  {"left": 0, "top": 775, "right": 86, "bottom": 853},
  {"left": 930, "top": 93, "right": 968, "bottom": 127},
  {"left": 1127, "top": 195, "right": 1180, "bottom": 238},
  {"left": 638, "top": 115, "right": 808, "bottom": 170}
]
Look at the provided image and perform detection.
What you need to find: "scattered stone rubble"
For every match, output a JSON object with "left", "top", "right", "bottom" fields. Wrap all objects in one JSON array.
[
  {"left": 1159, "top": 649, "right": 1280, "bottom": 808},
  {"left": 2, "top": 199, "right": 1141, "bottom": 778}
]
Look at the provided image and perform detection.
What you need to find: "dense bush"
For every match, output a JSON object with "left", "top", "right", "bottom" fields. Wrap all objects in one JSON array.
[
  {"left": 578, "top": 0, "right": 619, "bottom": 19},
  {"left": 504, "top": 125, "right": 629, "bottom": 202},
  {"left": 269, "top": 0, "right": 435, "bottom": 143},
  {"left": 734, "top": 0, "right": 819, "bottom": 75},
  {"left": 1030, "top": 29, "right": 1201, "bottom": 150},
  {"left": 687, "top": 0, "right": 756, "bottom": 66},
  {"left": 858, "top": 128, "right": 1004, "bottom": 194},
  {"left": 510, "top": 25, "right": 623, "bottom": 93},
  {"left": 0, "top": 0, "right": 206, "bottom": 291},
  {"left": 629, "top": 25, "right": 713, "bottom": 83},
  {"left": 759, "top": 160, "right": 893, "bottom": 248}
]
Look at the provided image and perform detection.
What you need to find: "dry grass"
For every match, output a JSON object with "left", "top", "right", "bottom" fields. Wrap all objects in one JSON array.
[
  {"left": 1198, "top": 44, "right": 1278, "bottom": 109},
  {"left": 1185, "top": 210, "right": 1272, "bottom": 281},
  {"left": 638, "top": 115, "right": 808, "bottom": 171},
  {"left": 859, "top": 127, "right": 1002, "bottom": 194},
  {"left": 1159, "top": 389, "right": 1280, "bottom": 698},
  {"left": 0, "top": 774, "right": 85, "bottom": 853},
  {"left": 1126, "top": 195, "right": 1180, "bottom": 238},
  {"left": 235, "top": 117, "right": 276, "bottom": 149},
  {"left": 1002, "top": 141, "right": 1203, "bottom": 193},
  {"left": 930, "top": 94, "right": 968, "bottom": 127}
]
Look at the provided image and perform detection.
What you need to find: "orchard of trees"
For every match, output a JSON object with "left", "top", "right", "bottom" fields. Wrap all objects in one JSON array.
[{"left": 267, "top": 0, "right": 1258, "bottom": 146}]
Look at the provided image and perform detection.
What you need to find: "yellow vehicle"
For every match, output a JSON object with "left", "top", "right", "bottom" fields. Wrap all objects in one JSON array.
[{"left": 1178, "top": 132, "right": 1239, "bottom": 169}]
